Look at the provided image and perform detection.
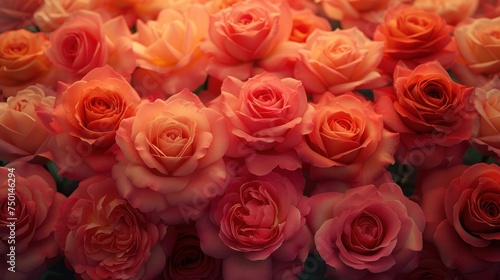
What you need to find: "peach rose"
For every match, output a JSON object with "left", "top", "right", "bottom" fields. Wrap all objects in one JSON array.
[
  {"left": 0, "top": 161, "right": 66, "bottom": 280},
  {"left": 413, "top": 0, "right": 478, "bottom": 25},
  {"left": 373, "top": 5, "right": 456, "bottom": 74},
  {"left": 0, "top": 85, "right": 54, "bottom": 162},
  {"left": 36, "top": 65, "right": 141, "bottom": 180},
  {"left": 113, "top": 89, "right": 228, "bottom": 224},
  {"left": 294, "top": 27, "right": 385, "bottom": 98},
  {"left": 0, "top": 0, "right": 43, "bottom": 33},
  {"left": 33, "top": 0, "right": 90, "bottom": 32},
  {"left": 471, "top": 81, "right": 500, "bottom": 158},
  {"left": 296, "top": 92, "right": 399, "bottom": 185},
  {"left": 131, "top": 5, "right": 210, "bottom": 97},
  {"left": 289, "top": 8, "right": 331, "bottom": 43},
  {"left": 0, "top": 29, "right": 53, "bottom": 98},
  {"left": 454, "top": 16, "right": 500, "bottom": 75}
]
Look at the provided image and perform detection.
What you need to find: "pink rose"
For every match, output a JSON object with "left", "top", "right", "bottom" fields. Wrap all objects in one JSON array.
[
  {"left": 308, "top": 183, "right": 425, "bottom": 279},
  {"left": 45, "top": 10, "right": 135, "bottom": 82},
  {"left": 373, "top": 5, "right": 457, "bottom": 74},
  {"left": 200, "top": 0, "right": 296, "bottom": 81},
  {"left": 418, "top": 163, "right": 500, "bottom": 276},
  {"left": 36, "top": 65, "right": 141, "bottom": 180},
  {"left": 196, "top": 171, "right": 311, "bottom": 280},
  {"left": 209, "top": 72, "right": 314, "bottom": 176},
  {"left": 54, "top": 175, "right": 167, "bottom": 280},
  {"left": 296, "top": 92, "right": 399, "bottom": 185},
  {"left": 131, "top": 5, "right": 210, "bottom": 97},
  {"left": 113, "top": 89, "right": 228, "bottom": 224},
  {"left": 471, "top": 80, "right": 500, "bottom": 159},
  {"left": 0, "top": 85, "right": 54, "bottom": 162},
  {"left": 0, "top": 0, "right": 43, "bottom": 33},
  {"left": 374, "top": 61, "right": 476, "bottom": 169},
  {"left": 0, "top": 161, "right": 66, "bottom": 280},
  {"left": 294, "top": 27, "right": 386, "bottom": 98}
]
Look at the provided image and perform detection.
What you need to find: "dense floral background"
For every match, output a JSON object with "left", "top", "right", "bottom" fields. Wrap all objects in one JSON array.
[{"left": 1, "top": 0, "right": 500, "bottom": 279}]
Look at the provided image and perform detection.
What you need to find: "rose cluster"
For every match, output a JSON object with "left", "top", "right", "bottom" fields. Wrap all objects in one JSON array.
[{"left": 1, "top": 0, "right": 500, "bottom": 279}]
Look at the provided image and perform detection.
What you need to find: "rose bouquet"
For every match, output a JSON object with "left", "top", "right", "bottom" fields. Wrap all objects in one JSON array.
[{"left": 1, "top": 0, "right": 500, "bottom": 279}]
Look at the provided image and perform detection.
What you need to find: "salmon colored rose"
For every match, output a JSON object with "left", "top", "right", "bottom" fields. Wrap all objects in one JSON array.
[
  {"left": 373, "top": 5, "right": 456, "bottom": 74},
  {"left": 209, "top": 72, "right": 314, "bottom": 176},
  {"left": 374, "top": 61, "right": 476, "bottom": 169},
  {"left": 294, "top": 27, "right": 385, "bottom": 98},
  {"left": 0, "top": 161, "right": 66, "bottom": 280},
  {"left": 0, "top": 29, "right": 54, "bottom": 98},
  {"left": 36, "top": 65, "right": 141, "bottom": 180},
  {"left": 296, "top": 92, "right": 399, "bottom": 185},
  {"left": 113, "top": 89, "right": 228, "bottom": 224},
  {"left": 289, "top": 8, "right": 331, "bottom": 43},
  {"left": 471, "top": 80, "right": 500, "bottom": 159},
  {"left": 418, "top": 163, "right": 500, "bottom": 276},
  {"left": 307, "top": 183, "right": 425, "bottom": 280},
  {"left": 131, "top": 5, "right": 210, "bottom": 97},
  {"left": 0, "top": 85, "right": 54, "bottom": 162},
  {"left": 413, "top": 0, "right": 478, "bottom": 25},
  {"left": 196, "top": 171, "right": 311, "bottom": 280},
  {"left": 54, "top": 176, "right": 167, "bottom": 280},
  {"left": 33, "top": 0, "right": 90, "bottom": 32},
  {"left": 0, "top": 0, "right": 43, "bottom": 33}
]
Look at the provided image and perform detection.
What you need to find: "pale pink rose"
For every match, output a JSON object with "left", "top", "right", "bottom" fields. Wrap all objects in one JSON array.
[
  {"left": 131, "top": 5, "right": 210, "bottom": 97},
  {"left": 296, "top": 92, "right": 399, "bottom": 185},
  {"left": 413, "top": 0, "right": 478, "bottom": 25},
  {"left": 308, "top": 183, "right": 425, "bottom": 279},
  {"left": 33, "top": 0, "right": 90, "bottom": 32},
  {"left": 45, "top": 10, "right": 135, "bottom": 82},
  {"left": 289, "top": 8, "right": 331, "bottom": 43},
  {"left": 0, "top": 85, "right": 54, "bottom": 162},
  {"left": 0, "top": 29, "right": 54, "bottom": 98},
  {"left": 200, "top": 0, "right": 296, "bottom": 81},
  {"left": 54, "top": 175, "right": 167, "bottom": 280},
  {"left": 36, "top": 65, "right": 141, "bottom": 180},
  {"left": 454, "top": 16, "right": 500, "bottom": 76},
  {"left": 0, "top": 161, "right": 66, "bottom": 280},
  {"left": 294, "top": 27, "right": 386, "bottom": 98},
  {"left": 0, "top": 0, "right": 43, "bottom": 33},
  {"left": 196, "top": 171, "right": 311, "bottom": 280},
  {"left": 209, "top": 72, "right": 315, "bottom": 176},
  {"left": 113, "top": 89, "right": 228, "bottom": 224}
]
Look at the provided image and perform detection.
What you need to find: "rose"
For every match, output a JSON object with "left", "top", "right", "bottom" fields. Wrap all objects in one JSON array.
[
  {"left": 36, "top": 65, "right": 141, "bottom": 180},
  {"left": 296, "top": 92, "right": 399, "bottom": 185},
  {"left": 0, "top": 0, "right": 43, "bottom": 33},
  {"left": 289, "top": 8, "right": 331, "bottom": 43},
  {"left": 196, "top": 171, "right": 311, "bottom": 280},
  {"left": 374, "top": 61, "right": 476, "bottom": 169},
  {"left": 0, "top": 29, "right": 53, "bottom": 98},
  {"left": 112, "top": 89, "right": 228, "bottom": 224},
  {"left": 418, "top": 163, "right": 500, "bottom": 276},
  {"left": 32, "top": 0, "right": 90, "bottom": 32},
  {"left": 54, "top": 175, "right": 167, "bottom": 280},
  {"left": 131, "top": 5, "right": 210, "bottom": 97},
  {"left": 200, "top": 0, "right": 295, "bottom": 81},
  {"left": 471, "top": 81, "right": 500, "bottom": 159},
  {"left": 453, "top": 16, "right": 500, "bottom": 75},
  {"left": 373, "top": 5, "right": 456, "bottom": 74},
  {"left": 307, "top": 183, "right": 425, "bottom": 279},
  {"left": 209, "top": 71, "right": 314, "bottom": 176},
  {"left": 0, "top": 161, "right": 66, "bottom": 280},
  {"left": 412, "top": 0, "right": 479, "bottom": 25},
  {"left": 45, "top": 10, "right": 135, "bottom": 82},
  {"left": 479, "top": 0, "right": 500, "bottom": 18},
  {"left": 294, "top": 27, "right": 385, "bottom": 98},
  {"left": 161, "top": 223, "right": 222, "bottom": 280},
  {"left": 0, "top": 85, "right": 55, "bottom": 162}
]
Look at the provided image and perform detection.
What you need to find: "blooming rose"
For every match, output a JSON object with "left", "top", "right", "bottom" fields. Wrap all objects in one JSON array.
[
  {"left": 209, "top": 72, "right": 314, "bottom": 176},
  {"left": 412, "top": 0, "right": 478, "bottom": 25},
  {"left": 0, "top": 29, "right": 54, "bottom": 98},
  {"left": 0, "top": 161, "right": 66, "bottom": 280},
  {"left": 289, "top": 8, "right": 331, "bottom": 43},
  {"left": 131, "top": 5, "right": 210, "bottom": 97},
  {"left": 160, "top": 223, "right": 222, "bottom": 280},
  {"left": 294, "top": 27, "right": 385, "bottom": 98},
  {"left": 36, "top": 65, "right": 141, "bottom": 180},
  {"left": 45, "top": 10, "right": 135, "bottom": 82},
  {"left": 197, "top": 171, "right": 311, "bottom": 280},
  {"left": 296, "top": 92, "right": 399, "bottom": 185},
  {"left": 113, "top": 89, "right": 228, "bottom": 224},
  {"left": 373, "top": 5, "right": 456, "bottom": 74},
  {"left": 374, "top": 61, "right": 476, "bottom": 169},
  {"left": 307, "top": 183, "right": 425, "bottom": 279},
  {"left": 418, "top": 163, "right": 500, "bottom": 276},
  {"left": 454, "top": 16, "right": 500, "bottom": 75},
  {"left": 471, "top": 80, "right": 500, "bottom": 158},
  {"left": 33, "top": 0, "right": 90, "bottom": 32},
  {"left": 0, "top": 0, "right": 43, "bottom": 33},
  {"left": 200, "top": 0, "right": 296, "bottom": 81},
  {"left": 54, "top": 175, "right": 167, "bottom": 280},
  {"left": 0, "top": 85, "right": 54, "bottom": 162}
]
